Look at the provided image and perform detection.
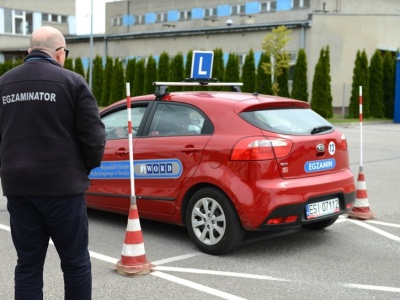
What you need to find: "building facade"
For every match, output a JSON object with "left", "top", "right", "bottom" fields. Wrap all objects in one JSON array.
[
  {"left": 0, "top": 0, "right": 75, "bottom": 62},
  {"left": 68, "top": 0, "right": 400, "bottom": 110},
  {"left": 1, "top": 0, "right": 399, "bottom": 110}
]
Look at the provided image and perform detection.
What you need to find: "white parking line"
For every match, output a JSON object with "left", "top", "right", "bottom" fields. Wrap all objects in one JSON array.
[
  {"left": 88, "top": 250, "right": 247, "bottom": 299},
  {"left": 89, "top": 250, "right": 118, "bottom": 264},
  {"left": 342, "top": 283, "right": 400, "bottom": 293},
  {"left": 2, "top": 221, "right": 400, "bottom": 297},
  {"left": 347, "top": 219, "right": 400, "bottom": 243},
  {"left": 151, "top": 271, "right": 247, "bottom": 300},
  {"left": 0, "top": 223, "right": 10, "bottom": 231},
  {"left": 152, "top": 253, "right": 200, "bottom": 265},
  {"left": 366, "top": 220, "right": 400, "bottom": 228},
  {"left": 153, "top": 265, "right": 288, "bottom": 281}
]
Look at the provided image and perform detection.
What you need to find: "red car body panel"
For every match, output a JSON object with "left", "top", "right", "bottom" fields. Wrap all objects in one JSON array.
[{"left": 86, "top": 91, "right": 355, "bottom": 231}]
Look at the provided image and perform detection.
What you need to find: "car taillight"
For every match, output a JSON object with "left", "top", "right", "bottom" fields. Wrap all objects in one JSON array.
[
  {"left": 230, "top": 137, "right": 293, "bottom": 161},
  {"left": 340, "top": 134, "right": 347, "bottom": 150}
]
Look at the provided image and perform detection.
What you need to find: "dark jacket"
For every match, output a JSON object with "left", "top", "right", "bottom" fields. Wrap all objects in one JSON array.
[{"left": 0, "top": 50, "right": 106, "bottom": 196}]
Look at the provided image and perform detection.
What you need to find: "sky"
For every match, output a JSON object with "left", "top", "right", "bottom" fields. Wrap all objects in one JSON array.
[{"left": 75, "top": 0, "right": 112, "bottom": 35}]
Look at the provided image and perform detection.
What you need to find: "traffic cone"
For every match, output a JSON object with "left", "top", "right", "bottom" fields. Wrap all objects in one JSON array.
[
  {"left": 348, "top": 167, "right": 374, "bottom": 220},
  {"left": 115, "top": 204, "right": 153, "bottom": 276}
]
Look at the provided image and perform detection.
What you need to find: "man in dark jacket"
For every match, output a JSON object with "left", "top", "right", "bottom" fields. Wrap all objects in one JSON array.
[{"left": 0, "top": 26, "right": 106, "bottom": 300}]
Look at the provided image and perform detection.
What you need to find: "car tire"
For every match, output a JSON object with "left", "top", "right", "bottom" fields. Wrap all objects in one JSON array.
[
  {"left": 301, "top": 216, "right": 339, "bottom": 230},
  {"left": 186, "top": 187, "right": 244, "bottom": 255}
]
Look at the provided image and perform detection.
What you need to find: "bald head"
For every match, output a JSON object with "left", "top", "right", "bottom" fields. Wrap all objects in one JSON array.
[
  {"left": 30, "top": 26, "right": 65, "bottom": 51},
  {"left": 28, "top": 26, "right": 68, "bottom": 66}
]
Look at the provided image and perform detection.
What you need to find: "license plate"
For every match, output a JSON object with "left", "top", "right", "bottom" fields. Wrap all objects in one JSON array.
[{"left": 306, "top": 198, "right": 340, "bottom": 219}]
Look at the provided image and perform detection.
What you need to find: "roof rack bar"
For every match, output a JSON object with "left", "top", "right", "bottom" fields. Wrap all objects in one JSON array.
[
  {"left": 153, "top": 81, "right": 243, "bottom": 99},
  {"left": 183, "top": 78, "right": 218, "bottom": 83},
  {"left": 154, "top": 85, "right": 168, "bottom": 100},
  {"left": 153, "top": 81, "right": 243, "bottom": 87}
]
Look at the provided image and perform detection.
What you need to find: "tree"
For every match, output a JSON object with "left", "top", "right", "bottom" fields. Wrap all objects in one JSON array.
[
  {"left": 323, "top": 46, "right": 333, "bottom": 118},
  {"left": 92, "top": 55, "right": 104, "bottom": 106},
  {"left": 212, "top": 48, "right": 225, "bottom": 90},
  {"left": 349, "top": 50, "right": 369, "bottom": 118},
  {"left": 241, "top": 49, "right": 256, "bottom": 93},
  {"left": 311, "top": 47, "right": 332, "bottom": 118},
  {"left": 169, "top": 52, "right": 184, "bottom": 91},
  {"left": 261, "top": 25, "right": 292, "bottom": 95},
  {"left": 63, "top": 58, "right": 74, "bottom": 71},
  {"left": 14, "top": 59, "right": 23, "bottom": 67},
  {"left": 125, "top": 58, "right": 136, "bottom": 95},
  {"left": 185, "top": 50, "right": 193, "bottom": 79},
  {"left": 157, "top": 51, "right": 170, "bottom": 81},
  {"left": 100, "top": 56, "right": 113, "bottom": 107},
  {"left": 183, "top": 50, "right": 193, "bottom": 91},
  {"left": 1, "top": 60, "right": 14, "bottom": 75},
  {"left": 110, "top": 58, "right": 125, "bottom": 103},
  {"left": 368, "top": 50, "right": 384, "bottom": 118},
  {"left": 224, "top": 53, "right": 240, "bottom": 90},
  {"left": 382, "top": 51, "right": 395, "bottom": 119},
  {"left": 348, "top": 51, "right": 362, "bottom": 118},
  {"left": 74, "top": 57, "right": 85, "bottom": 78},
  {"left": 133, "top": 59, "right": 145, "bottom": 96},
  {"left": 291, "top": 48, "right": 308, "bottom": 101},
  {"left": 256, "top": 52, "right": 272, "bottom": 95},
  {"left": 144, "top": 55, "right": 157, "bottom": 94},
  {"left": 277, "top": 67, "right": 289, "bottom": 97},
  {"left": 359, "top": 50, "right": 370, "bottom": 118}
]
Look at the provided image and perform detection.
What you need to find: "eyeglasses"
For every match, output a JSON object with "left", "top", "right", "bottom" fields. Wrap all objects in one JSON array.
[{"left": 55, "top": 47, "right": 69, "bottom": 59}]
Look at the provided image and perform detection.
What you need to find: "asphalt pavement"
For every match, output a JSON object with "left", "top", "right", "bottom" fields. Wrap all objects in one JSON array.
[{"left": 0, "top": 122, "right": 400, "bottom": 299}]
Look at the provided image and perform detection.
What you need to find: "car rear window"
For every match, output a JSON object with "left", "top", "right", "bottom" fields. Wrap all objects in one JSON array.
[{"left": 240, "top": 108, "right": 334, "bottom": 135}]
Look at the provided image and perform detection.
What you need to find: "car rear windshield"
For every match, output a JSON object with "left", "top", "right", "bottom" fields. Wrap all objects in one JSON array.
[{"left": 240, "top": 108, "right": 334, "bottom": 135}]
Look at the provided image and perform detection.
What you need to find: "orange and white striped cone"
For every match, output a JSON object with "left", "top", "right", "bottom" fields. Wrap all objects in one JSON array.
[
  {"left": 348, "top": 168, "right": 374, "bottom": 220},
  {"left": 115, "top": 204, "right": 153, "bottom": 276}
]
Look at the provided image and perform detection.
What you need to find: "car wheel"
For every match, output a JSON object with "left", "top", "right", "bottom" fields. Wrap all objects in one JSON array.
[
  {"left": 186, "top": 187, "right": 244, "bottom": 255},
  {"left": 302, "top": 216, "right": 338, "bottom": 230}
]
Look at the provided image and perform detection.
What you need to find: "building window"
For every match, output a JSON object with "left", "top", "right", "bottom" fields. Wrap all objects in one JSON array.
[
  {"left": 135, "top": 15, "right": 145, "bottom": 25},
  {"left": 204, "top": 7, "right": 217, "bottom": 17},
  {"left": 3, "top": 9, "right": 33, "bottom": 35},
  {"left": 237, "top": 53, "right": 246, "bottom": 67},
  {"left": 292, "top": 0, "right": 310, "bottom": 9},
  {"left": 231, "top": 4, "right": 246, "bottom": 15},
  {"left": 42, "top": 13, "right": 67, "bottom": 24},
  {"left": 112, "top": 16, "right": 123, "bottom": 26},
  {"left": 260, "top": 1, "right": 277, "bottom": 12},
  {"left": 156, "top": 12, "right": 167, "bottom": 23},
  {"left": 288, "top": 51, "right": 297, "bottom": 63},
  {"left": 179, "top": 10, "right": 192, "bottom": 20},
  {"left": 14, "top": 10, "right": 24, "bottom": 34},
  {"left": 25, "top": 12, "right": 33, "bottom": 34}
]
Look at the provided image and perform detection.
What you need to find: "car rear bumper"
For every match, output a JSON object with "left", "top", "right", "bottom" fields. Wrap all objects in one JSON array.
[
  {"left": 257, "top": 190, "right": 355, "bottom": 230},
  {"left": 226, "top": 169, "right": 356, "bottom": 230}
]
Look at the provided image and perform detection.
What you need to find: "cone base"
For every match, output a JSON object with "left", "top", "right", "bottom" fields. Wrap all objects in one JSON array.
[
  {"left": 115, "top": 259, "right": 153, "bottom": 277},
  {"left": 347, "top": 210, "right": 374, "bottom": 220}
]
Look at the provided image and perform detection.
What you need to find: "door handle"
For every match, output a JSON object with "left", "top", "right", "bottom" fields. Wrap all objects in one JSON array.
[
  {"left": 115, "top": 149, "right": 129, "bottom": 155},
  {"left": 181, "top": 147, "right": 200, "bottom": 154}
]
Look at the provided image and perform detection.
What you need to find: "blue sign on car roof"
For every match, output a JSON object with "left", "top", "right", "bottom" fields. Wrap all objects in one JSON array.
[{"left": 191, "top": 51, "right": 214, "bottom": 79}]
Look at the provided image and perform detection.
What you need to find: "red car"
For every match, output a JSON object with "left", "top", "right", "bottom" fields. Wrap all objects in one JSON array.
[{"left": 87, "top": 81, "right": 356, "bottom": 255}]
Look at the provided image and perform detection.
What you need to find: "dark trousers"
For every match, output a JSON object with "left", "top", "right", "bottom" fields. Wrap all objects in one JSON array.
[{"left": 7, "top": 194, "right": 92, "bottom": 300}]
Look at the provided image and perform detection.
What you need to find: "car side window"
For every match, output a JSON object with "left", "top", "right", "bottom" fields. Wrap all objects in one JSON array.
[
  {"left": 149, "top": 104, "right": 205, "bottom": 136},
  {"left": 102, "top": 106, "right": 147, "bottom": 140}
]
